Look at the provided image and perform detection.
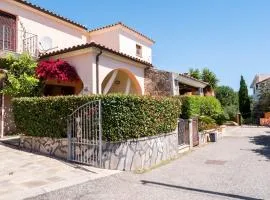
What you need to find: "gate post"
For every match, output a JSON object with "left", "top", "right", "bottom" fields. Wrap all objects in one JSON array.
[
  {"left": 67, "top": 120, "right": 72, "bottom": 161},
  {"left": 188, "top": 119, "right": 193, "bottom": 149},
  {"left": 98, "top": 100, "right": 102, "bottom": 167}
]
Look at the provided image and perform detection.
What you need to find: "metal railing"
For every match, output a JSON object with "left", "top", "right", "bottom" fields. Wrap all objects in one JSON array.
[{"left": 0, "top": 25, "right": 38, "bottom": 57}]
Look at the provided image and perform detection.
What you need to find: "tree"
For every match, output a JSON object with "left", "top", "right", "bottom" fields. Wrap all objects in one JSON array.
[
  {"left": 215, "top": 86, "right": 238, "bottom": 107},
  {"left": 238, "top": 75, "right": 251, "bottom": 119},
  {"left": 0, "top": 53, "right": 40, "bottom": 97},
  {"left": 189, "top": 68, "right": 201, "bottom": 79},
  {"left": 201, "top": 68, "right": 219, "bottom": 89},
  {"left": 216, "top": 86, "right": 239, "bottom": 120}
]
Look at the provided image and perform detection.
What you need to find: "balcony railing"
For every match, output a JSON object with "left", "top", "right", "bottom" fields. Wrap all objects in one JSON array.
[{"left": 0, "top": 25, "right": 38, "bottom": 57}]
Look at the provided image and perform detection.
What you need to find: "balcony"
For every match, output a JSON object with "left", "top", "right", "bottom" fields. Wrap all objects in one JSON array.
[{"left": 0, "top": 25, "right": 38, "bottom": 58}]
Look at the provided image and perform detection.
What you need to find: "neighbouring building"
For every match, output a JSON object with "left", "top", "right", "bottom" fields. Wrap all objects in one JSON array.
[
  {"left": 250, "top": 74, "right": 270, "bottom": 102},
  {"left": 144, "top": 68, "right": 214, "bottom": 97}
]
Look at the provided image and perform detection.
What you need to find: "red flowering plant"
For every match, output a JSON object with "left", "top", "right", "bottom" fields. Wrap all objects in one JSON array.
[{"left": 36, "top": 59, "right": 79, "bottom": 82}]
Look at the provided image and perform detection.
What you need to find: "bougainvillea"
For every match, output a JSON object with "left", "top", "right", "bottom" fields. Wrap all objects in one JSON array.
[{"left": 36, "top": 59, "right": 79, "bottom": 82}]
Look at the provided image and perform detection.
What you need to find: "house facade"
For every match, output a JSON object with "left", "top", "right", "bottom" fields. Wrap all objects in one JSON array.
[
  {"left": 0, "top": 0, "right": 154, "bottom": 97},
  {"left": 250, "top": 74, "right": 270, "bottom": 101},
  {"left": 0, "top": 0, "right": 213, "bottom": 137}
]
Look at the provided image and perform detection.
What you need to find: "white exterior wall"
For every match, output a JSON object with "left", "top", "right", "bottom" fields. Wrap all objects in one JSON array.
[
  {"left": 89, "top": 29, "right": 120, "bottom": 51},
  {"left": 47, "top": 50, "right": 145, "bottom": 95},
  {"left": 0, "top": 0, "right": 87, "bottom": 53},
  {"left": 119, "top": 30, "right": 152, "bottom": 63},
  {"left": 95, "top": 52, "right": 145, "bottom": 95},
  {"left": 89, "top": 27, "right": 153, "bottom": 64},
  {"left": 48, "top": 51, "right": 94, "bottom": 94}
]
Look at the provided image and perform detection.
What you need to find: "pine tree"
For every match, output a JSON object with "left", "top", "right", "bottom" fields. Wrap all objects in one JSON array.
[{"left": 238, "top": 75, "right": 251, "bottom": 119}]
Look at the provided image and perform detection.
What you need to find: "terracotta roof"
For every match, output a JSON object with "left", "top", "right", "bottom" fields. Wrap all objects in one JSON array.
[
  {"left": 39, "top": 42, "right": 153, "bottom": 67},
  {"left": 89, "top": 22, "right": 155, "bottom": 43},
  {"left": 14, "top": 0, "right": 87, "bottom": 30},
  {"left": 179, "top": 73, "right": 209, "bottom": 85}
]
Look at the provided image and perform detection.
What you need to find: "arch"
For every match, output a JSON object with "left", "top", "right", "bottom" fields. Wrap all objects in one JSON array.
[{"left": 101, "top": 68, "right": 142, "bottom": 95}]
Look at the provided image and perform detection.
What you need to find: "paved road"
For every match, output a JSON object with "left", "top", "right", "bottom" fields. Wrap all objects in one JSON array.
[{"left": 29, "top": 127, "right": 270, "bottom": 200}]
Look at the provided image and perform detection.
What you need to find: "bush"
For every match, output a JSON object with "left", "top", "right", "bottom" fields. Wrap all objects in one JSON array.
[
  {"left": 224, "top": 104, "right": 238, "bottom": 121},
  {"left": 180, "top": 96, "right": 223, "bottom": 119},
  {"left": 0, "top": 53, "right": 41, "bottom": 97},
  {"left": 12, "top": 94, "right": 181, "bottom": 141},
  {"left": 198, "top": 116, "right": 218, "bottom": 131}
]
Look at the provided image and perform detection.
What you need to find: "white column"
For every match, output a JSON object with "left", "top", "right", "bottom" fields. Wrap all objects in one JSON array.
[
  {"left": 125, "top": 78, "right": 131, "bottom": 95},
  {"left": 103, "top": 70, "right": 118, "bottom": 95}
]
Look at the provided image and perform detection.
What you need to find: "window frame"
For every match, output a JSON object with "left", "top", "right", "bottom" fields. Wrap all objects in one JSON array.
[{"left": 136, "top": 44, "right": 142, "bottom": 57}]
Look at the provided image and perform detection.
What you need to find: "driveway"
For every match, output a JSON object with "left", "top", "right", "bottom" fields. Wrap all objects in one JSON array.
[
  {"left": 0, "top": 144, "right": 119, "bottom": 200},
  {"left": 29, "top": 126, "right": 270, "bottom": 200}
]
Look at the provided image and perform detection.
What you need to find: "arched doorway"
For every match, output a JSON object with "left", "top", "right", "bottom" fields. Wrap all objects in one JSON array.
[{"left": 101, "top": 69, "right": 142, "bottom": 95}]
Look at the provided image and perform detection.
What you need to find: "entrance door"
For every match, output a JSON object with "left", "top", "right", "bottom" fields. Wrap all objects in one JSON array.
[{"left": 0, "top": 11, "right": 16, "bottom": 51}]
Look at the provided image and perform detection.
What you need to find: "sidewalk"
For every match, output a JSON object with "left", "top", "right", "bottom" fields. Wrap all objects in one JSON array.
[{"left": 0, "top": 144, "right": 120, "bottom": 200}]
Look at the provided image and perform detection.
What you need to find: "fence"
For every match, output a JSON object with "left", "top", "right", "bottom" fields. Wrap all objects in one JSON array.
[{"left": 0, "top": 25, "right": 38, "bottom": 57}]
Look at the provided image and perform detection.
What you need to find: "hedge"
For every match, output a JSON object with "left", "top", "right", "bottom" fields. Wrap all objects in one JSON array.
[
  {"left": 180, "top": 96, "right": 223, "bottom": 119},
  {"left": 12, "top": 94, "right": 181, "bottom": 141}
]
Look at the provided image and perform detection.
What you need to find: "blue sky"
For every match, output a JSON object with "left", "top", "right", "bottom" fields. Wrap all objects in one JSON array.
[{"left": 29, "top": 0, "right": 270, "bottom": 92}]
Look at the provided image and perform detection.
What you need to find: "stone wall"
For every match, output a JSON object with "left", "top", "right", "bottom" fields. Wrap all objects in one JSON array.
[
  {"left": 19, "top": 131, "right": 179, "bottom": 171},
  {"left": 144, "top": 67, "right": 173, "bottom": 96},
  {"left": 20, "top": 136, "right": 68, "bottom": 159},
  {"left": 102, "top": 131, "right": 178, "bottom": 171}
]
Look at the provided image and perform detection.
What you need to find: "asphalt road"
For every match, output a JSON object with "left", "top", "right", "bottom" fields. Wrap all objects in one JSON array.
[{"left": 28, "top": 127, "right": 270, "bottom": 200}]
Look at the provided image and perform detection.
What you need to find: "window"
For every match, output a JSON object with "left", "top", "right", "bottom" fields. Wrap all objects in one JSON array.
[
  {"left": 0, "top": 11, "right": 16, "bottom": 51},
  {"left": 136, "top": 44, "right": 142, "bottom": 57}
]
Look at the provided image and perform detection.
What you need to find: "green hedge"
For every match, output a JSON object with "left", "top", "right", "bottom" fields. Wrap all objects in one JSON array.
[
  {"left": 180, "top": 96, "right": 223, "bottom": 119},
  {"left": 12, "top": 94, "right": 181, "bottom": 141}
]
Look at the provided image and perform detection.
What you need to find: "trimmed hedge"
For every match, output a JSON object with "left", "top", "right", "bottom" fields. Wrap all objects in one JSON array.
[
  {"left": 12, "top": 94, "right": 181, "bottom": 141},
  {"left": 180, "top": 96, "right": 223, "bottom": 119}
]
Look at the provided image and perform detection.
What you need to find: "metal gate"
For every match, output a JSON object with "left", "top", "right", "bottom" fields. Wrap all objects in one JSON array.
[
  {"left": 192, "top": 118, "right": 199, "bottom": 146},
  {"left": 178, "top": 119, "right": 189, "bottom": 145},
  {"left": 67, "top": 100, "right": 102, "bottom": 167}
]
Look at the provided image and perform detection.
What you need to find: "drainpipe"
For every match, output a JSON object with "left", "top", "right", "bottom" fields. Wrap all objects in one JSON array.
[{"left": 96, "top": 49, "right": 103, "bottom": 94}]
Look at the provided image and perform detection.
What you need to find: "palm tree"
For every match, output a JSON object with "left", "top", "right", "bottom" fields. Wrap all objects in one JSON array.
[{"left": 201, "top": 68, "right": 219, "bottom": 89}]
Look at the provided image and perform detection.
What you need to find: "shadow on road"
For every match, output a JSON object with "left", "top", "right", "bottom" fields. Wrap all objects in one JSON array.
[
  {"left": 141, "top": 180, "right": 263, "bottom": 200},
  {"left": 249, "top": 133, "right": 270, "bottom": 161}
]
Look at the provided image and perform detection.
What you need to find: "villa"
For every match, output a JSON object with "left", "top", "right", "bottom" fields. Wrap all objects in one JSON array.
[{"left": 0, "top": 0, "right": 213, "bottom": 136}]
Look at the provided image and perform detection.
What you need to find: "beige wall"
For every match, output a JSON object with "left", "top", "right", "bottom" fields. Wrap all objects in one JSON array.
[
  {"left": 97, "top": 52, "right": 145, "bottom": 95},
  {"left": 89, "top": 26, "right": 153, "bottom": 64},
  {"left": 119, "top": 30, "right": 152, "bottom": 63},
  {"left": 47, "top": 49, "right": 146, "bottom": 95},
  {"left": 0, "top": 0, "right": 87, "bottom": 54},
  {"left": 89, "top": 28, "right": 120, "bottom": 51},
  {"left": 48, "top": 51, "right": 94, "bottom": 94}
]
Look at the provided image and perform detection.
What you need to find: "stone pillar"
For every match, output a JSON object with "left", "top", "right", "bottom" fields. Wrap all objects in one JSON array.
[
  {"left": 198, "top": 88, "right": 204, "bottom": 96},
  {"left": 188, "top": 119, "right": 193, "bottom": 149}
]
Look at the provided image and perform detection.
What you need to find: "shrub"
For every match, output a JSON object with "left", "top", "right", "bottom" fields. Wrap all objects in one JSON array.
[
  {"left": 180, "top": 96, "right": 223, "bottom": 119},
  {"left": 198, "top": 116, "right": 218, "bottom": 131},
  {"left": 12, "top": 94, "right": 181, "bottom": 141},
  {"left": 36, "top": 60, "right": 79, "bottom": 82},
  {"left": 0, "top": 53, "right": 41, "bottom": 97},
  {"left": 224, "top": 104, "right": 238, "bottom": 121}
]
